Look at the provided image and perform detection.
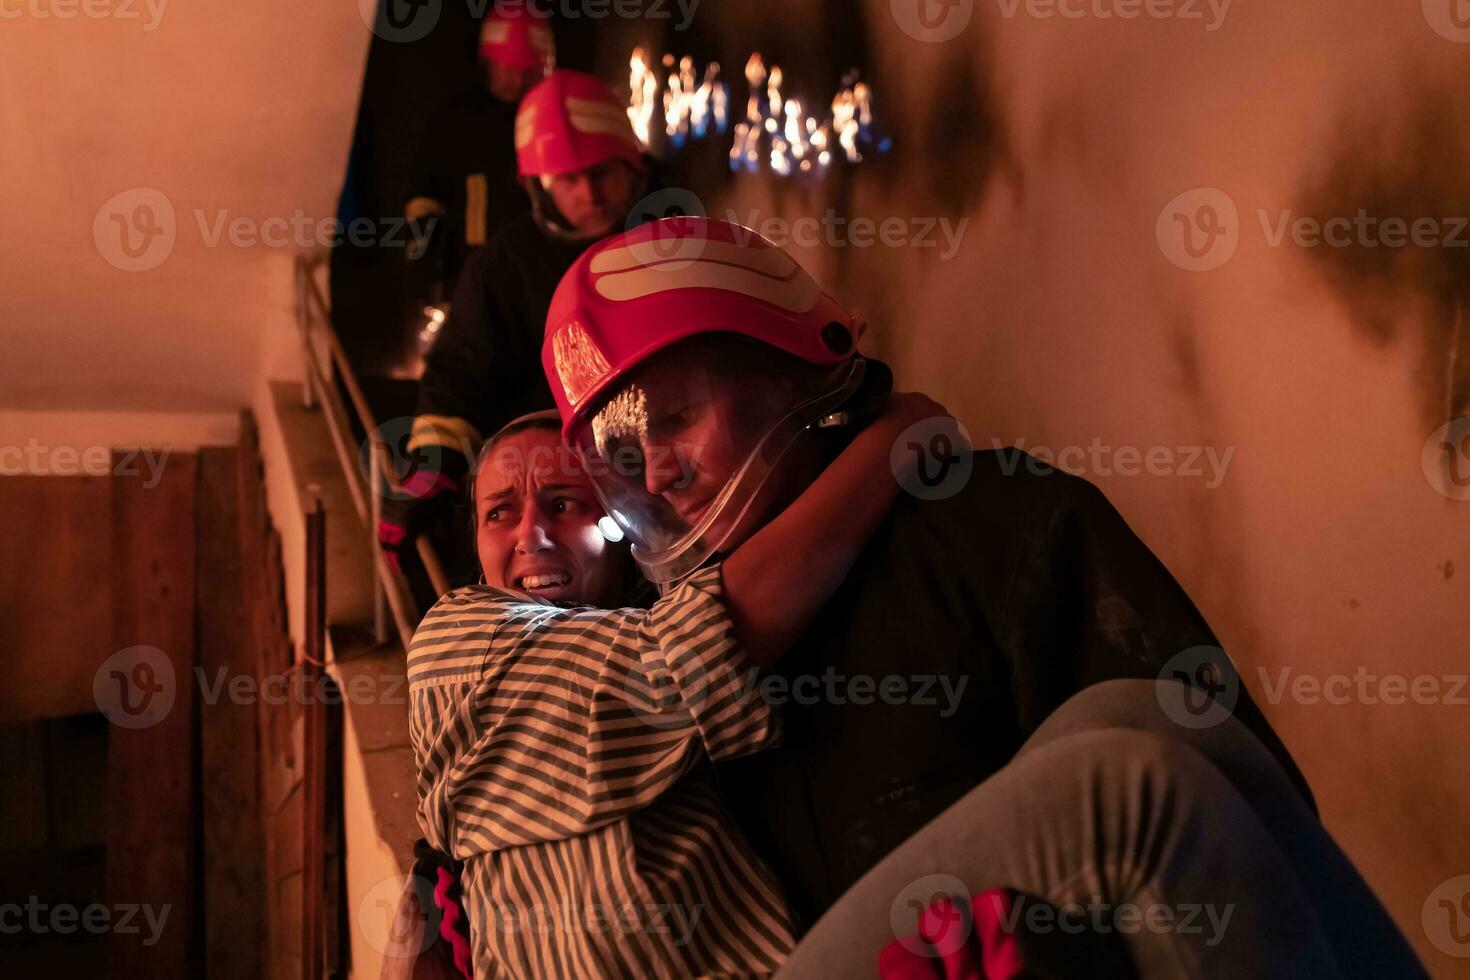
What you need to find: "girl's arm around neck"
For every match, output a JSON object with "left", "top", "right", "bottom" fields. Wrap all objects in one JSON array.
[{"left": 722, "top": 392, "right": 951, "bottom": 666}]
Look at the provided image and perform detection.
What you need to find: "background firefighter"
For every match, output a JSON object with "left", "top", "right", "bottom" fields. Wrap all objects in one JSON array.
[
  {"left": 380, "top": 69, "right": 654, "bottom": 600},
  {"left": 400, "top": 7, "right": 554, "bottom": 337}
]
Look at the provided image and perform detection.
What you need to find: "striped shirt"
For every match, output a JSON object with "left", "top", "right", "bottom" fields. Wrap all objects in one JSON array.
[{"left": 407, "top": 565, "right": 798, "bottom": 979}]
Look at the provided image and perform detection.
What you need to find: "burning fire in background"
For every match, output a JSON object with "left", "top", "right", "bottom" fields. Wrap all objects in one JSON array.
[{"left": 626, "top": 47, "right": 891, "bottom": 177}]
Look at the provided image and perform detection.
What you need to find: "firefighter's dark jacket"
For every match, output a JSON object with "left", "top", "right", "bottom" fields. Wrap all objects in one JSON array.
[
  {"left": 411, "top": 213, "right": 586, "bottom": 459},
  {"left": 715, "top": 449, "right": 1315, "bottom": 933},
  {"left": 405, "top": 87, "right": 527, "bottom": 290}
]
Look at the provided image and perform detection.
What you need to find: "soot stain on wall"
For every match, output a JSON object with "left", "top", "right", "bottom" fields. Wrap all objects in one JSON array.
[
  {"left": 830, "top": 11, "right": 1009, "bottom": 334},
  {"left": 1166, "top": 308, "right": 1204, "bottom": 400},
  {"left": 901, "top": 46, "right": 1010, "bottom": 220},
  {"left": 1300, "top": 73, "right": 1470, "bottom": 427}
]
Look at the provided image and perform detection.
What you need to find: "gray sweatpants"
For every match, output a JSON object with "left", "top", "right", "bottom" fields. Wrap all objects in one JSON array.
[{"left": 775, "top": 679, "right": 1424, "bottom": 979}]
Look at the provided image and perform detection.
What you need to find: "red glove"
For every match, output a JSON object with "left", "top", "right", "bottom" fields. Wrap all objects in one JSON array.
[
  {"left": 879, "top": 889, "right": 1026, "bottom": 980},
  {"left": 377, "top": 451, "right": 469, "bottom": 573},
  {"left": 432, "top": 865, "right": 473, "bottom": 979}
]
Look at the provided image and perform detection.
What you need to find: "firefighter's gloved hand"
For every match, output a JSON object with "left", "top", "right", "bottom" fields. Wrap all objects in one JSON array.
[{"left": 377, "top": 450, "right": 470, "bottom": 574}]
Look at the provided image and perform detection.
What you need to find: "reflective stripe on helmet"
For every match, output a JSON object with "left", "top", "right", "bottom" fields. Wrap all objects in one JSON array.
[
  {"left": 589, "top": 237, "right": 795, "bottom": 277},
  {"left": 566, "top": 97, "right": 636, "bottom": 142},
  {"left": 481, "top": 19, "right": 509, "bottom": 44},
  {"left": 513, "top": 105, "right": 537, "bottom": 150},
  {"left": 593, "top": 259, "right": 822, "bottom": 313}
]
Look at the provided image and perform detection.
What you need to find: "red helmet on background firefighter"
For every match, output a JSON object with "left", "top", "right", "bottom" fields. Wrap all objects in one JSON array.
[
  {"left": 515, "top": 70, "right": 649, "bottom": 241},
  {"left": 479, "top": 5, "right": 555, "bottom": 102}
]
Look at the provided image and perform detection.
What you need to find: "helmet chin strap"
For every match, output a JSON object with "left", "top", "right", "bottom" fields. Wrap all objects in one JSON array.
[{"left": 524, "top": 166, "right": 650, "bottom": 244}]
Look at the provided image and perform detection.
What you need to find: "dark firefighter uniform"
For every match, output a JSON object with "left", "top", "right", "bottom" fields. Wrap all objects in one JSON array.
[
  {"left": 714, "top": 449, "right": 1313, "bottom": 933},
  {"left": 404, "top": 88, "right": 528, "bottom": 297},
  {"left": 408, "top": 212, "right": 589, "bottom": 465}
]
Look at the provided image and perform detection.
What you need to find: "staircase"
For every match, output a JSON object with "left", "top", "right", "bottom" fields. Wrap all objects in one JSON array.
[{"left": 248, "top": 253, "right": 445, "bottom": 979}]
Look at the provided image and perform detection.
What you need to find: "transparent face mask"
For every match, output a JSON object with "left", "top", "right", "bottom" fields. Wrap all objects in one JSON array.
[{"left": 570, "top": 342, "right": 865, "bottom": 584}]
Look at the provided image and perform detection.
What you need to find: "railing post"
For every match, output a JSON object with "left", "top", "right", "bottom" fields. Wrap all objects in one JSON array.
[
  {"left": 297, "top": 257, "right": 317, "bottom": 411},
  {"left": 290, "top": 250, "right": 424, "bottom": 650},
  {"left": 301, "top": 495, "right": 327, "bottom": 980},
  {"left": 370, "top": 443, "right": 387, "bottom": 645}
]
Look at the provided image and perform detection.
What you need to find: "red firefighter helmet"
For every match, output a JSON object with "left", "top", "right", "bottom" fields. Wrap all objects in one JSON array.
[
  {"left": 541, "top": 216, "right": 867, "bottom": 582},
  {"left": 479, "top": 7, "right": 555, "bottom": 73},
  {"left": 515, "top": 70, "right": 645, "bottom": 178}
]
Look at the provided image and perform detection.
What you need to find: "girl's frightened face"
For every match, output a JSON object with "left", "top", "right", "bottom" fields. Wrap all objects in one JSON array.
[{"left": 474, "top": 428, "right": 622, "bottom": 606}]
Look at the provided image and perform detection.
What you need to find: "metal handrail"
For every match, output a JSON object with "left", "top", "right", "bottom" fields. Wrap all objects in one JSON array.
[{"left": 293, "top": 252, "right": 452, "bottom": 651}]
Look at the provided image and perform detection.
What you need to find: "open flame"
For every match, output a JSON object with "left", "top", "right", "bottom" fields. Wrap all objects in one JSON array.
[
  {"left": 629, "top": 47, "right": 729, "bottom": 152},
  {"left": 629, "top": 49, "right": 888, "bottom": 177},
  {"left": 627, "top": 48, "right": 658, "bottom": 147}
]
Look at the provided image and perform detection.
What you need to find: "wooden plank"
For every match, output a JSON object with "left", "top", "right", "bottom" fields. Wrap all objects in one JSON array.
[
  {"left": 302, "top": 502, "right": 327, "bottom": 980},
  {"left": 105, "top": 449, "right": 200, "bottom": 980},
  {"left": 322, "top": 686, "right": 346, "bottom": 980},
  {"left": 236, "top": 411, "right": 293, "bottom": 683},
  {"left": 0, "top": 475, "right": 113, "bottom": 723},
  {"left": 0, "top": 720, "right": 45, "bottom": 850},
  {"left": 197, "top": 446, "right": 266, "bottom": 980},
  {"left": 238, "top": 410, "right": 298, "bottom": 817},
  {"left": 236, "top": 412, "right": 269, "bottom": 700}
]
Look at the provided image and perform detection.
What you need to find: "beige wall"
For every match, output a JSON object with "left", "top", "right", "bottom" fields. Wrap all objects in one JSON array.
[
  {"left": 693, "top": 0, "right": 1468, "bottom": 971},
  {"left": 0, "top": 0, "right": 366, "bottom": 414}
]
